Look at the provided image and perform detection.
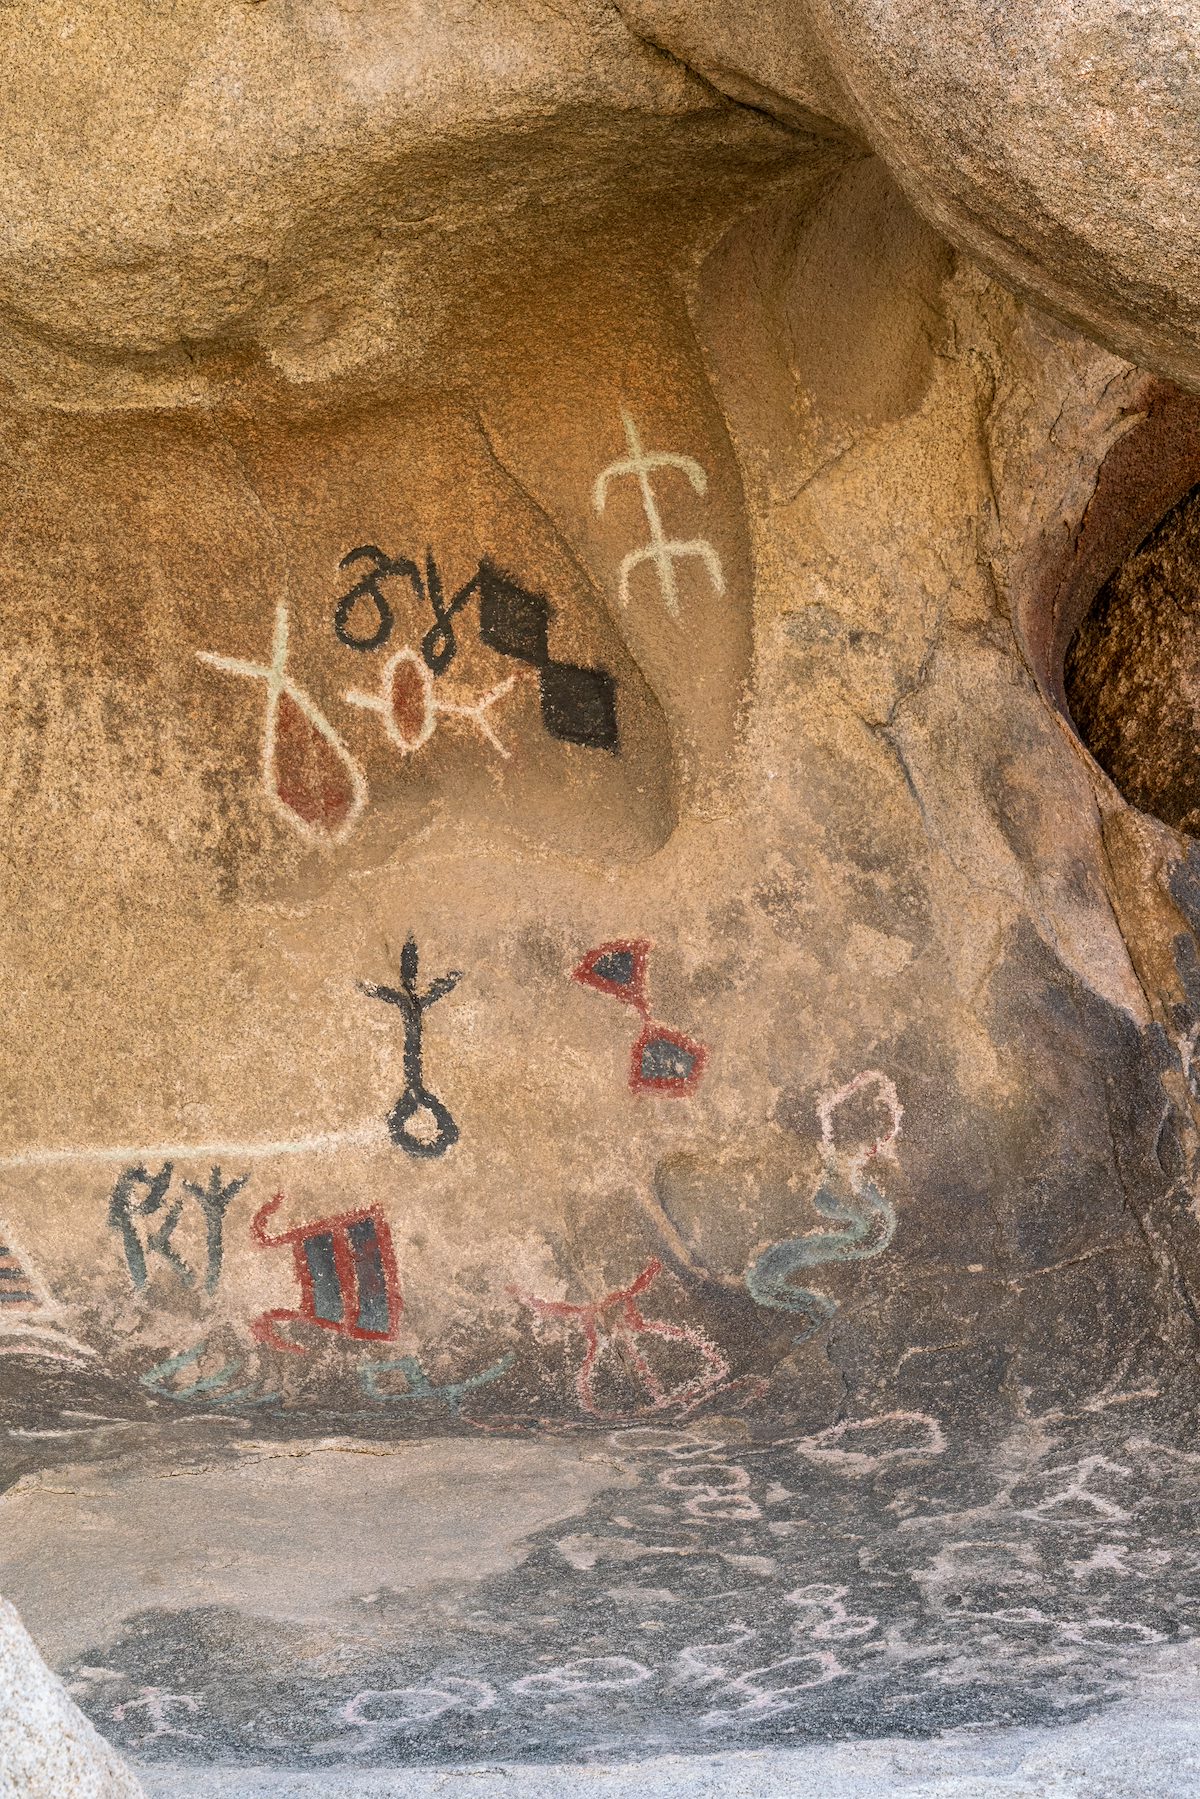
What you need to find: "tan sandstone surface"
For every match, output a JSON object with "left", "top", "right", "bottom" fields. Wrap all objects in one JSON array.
[{"left": 4, "top": 0, "right": 1200, "bottom": 1790}]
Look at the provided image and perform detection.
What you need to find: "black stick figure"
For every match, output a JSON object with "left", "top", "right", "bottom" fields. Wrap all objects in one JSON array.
[
  {"left": 181, "top": 1166, "right": 250, "bottom": 1295},
  {"left": 108, "top": 1162, "right": 187, "bottom": 1289},
  {"left": 109, "top": 1162, "right": 249, "bottom": 1293},
  {"left": 360, "top": 936, "right": 463, "bottom": 1158}
]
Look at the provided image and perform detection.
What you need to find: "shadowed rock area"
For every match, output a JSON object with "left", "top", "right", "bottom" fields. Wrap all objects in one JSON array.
[
  {"left": 1067, "top": 484, "right": 1200, "bottom": 836},
  {"left": 5, "top": 1401, "right": 1200, "bottom": 1784}
]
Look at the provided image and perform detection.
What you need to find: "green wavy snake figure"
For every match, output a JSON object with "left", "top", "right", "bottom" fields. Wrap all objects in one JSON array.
[{"left": 745, "top": 1070, "right": 904, "bottom": 1338}]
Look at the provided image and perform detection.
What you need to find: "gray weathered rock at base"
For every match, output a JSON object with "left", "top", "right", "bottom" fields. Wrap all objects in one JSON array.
[
  {"left": 0, "top": 1598, "right": 144, "bottom": 1798},
  {"left": 616, "top": 1, "right": 1200, "bottom": 396}
]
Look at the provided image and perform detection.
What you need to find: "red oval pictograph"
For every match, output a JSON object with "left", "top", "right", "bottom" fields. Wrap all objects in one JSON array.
[
  {"left": 389, "top": 654, "right": 432, "bottom": 750},
  {"left": 198, "top": 604, "right": 368, "bottom": 845},
  {"left": 273, "top": 689, "right": 362, "bottom": 834}
]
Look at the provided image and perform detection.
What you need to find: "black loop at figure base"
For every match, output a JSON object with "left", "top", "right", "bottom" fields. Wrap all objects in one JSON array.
[{"left": 387, "top": 1085, "right": 460, "bottom": 1159}]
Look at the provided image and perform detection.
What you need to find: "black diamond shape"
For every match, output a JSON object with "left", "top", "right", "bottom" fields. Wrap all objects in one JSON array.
[
  {"left": 539, "top": 661, "right": 620, "bottom": 753},
  {"left": 478, "top": 564, "right": 551, "bottom": 666},
  {"left": 593, "top": 950, "right": 635, "bottom": 987},
  {"left": 640, "top": 1037, "right": 697, "bottom": 1083}
]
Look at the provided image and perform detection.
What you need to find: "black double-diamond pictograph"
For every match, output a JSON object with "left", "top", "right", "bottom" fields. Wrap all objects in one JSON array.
[
  {"left": 334, "top": 545, "right": 620, "bottom": 755},
  {"left": 474, "top": 562, "right": 619, "bottom": 755}
]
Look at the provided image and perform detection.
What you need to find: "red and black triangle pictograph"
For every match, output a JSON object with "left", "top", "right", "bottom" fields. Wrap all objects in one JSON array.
[
  {"left": 630, "top": 1021, "right": 708, "bottom": 1096},
  {"left": 571, "top": 939, "right": 652, "bottom": 1011}
]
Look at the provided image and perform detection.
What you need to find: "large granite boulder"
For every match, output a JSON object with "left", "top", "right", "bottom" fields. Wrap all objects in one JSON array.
[
  {"left": 5, "top": 0, "right": 1200, "bottom": 1784},
  {"left": 0, "top": 1598, "right": 143, "bottom": 1798}
]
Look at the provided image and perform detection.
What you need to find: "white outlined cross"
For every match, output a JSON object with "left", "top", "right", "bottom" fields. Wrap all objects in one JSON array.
[{"left": 197, "top": 603, "right": 368, "bottom": 846}]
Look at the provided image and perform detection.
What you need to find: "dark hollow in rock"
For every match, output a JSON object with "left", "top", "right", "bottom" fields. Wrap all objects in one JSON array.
[{"left": 1066, "top": 481, "right": 1200, "bottom": 833}]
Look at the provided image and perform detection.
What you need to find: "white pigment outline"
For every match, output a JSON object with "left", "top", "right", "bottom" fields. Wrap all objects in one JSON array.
[
  {"left": 197, "top": 601, "right": 368, "bottom": 845},
  {"left": 0, "top": 1120, "right": 387, "bottom": 1173},
  {"left": 344, "top": 645, "right": 517, "bottom": 759},
  {"left": 112, "top": 1688, "right": 201, "bottom": 1744},
  {"left": 337, "top": 1679, "right": 496, "bottom": 1750},
  {"left": 593, "top": 407, "right": 725, "bottom": 619},
  {"left": 818, "top": 1069, "right": 904, "bottom": 1191},
  {"left": 0, "top": 1216, "right": 98, "bottom": 1367},
  {"left": 791, "top": 1410, "right": 947, "bottom": 1476}
]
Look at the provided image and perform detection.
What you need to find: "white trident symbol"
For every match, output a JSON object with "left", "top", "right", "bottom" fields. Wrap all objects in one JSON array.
[{"left": 593, "top": 408, "right": 725, "bottom": 619}]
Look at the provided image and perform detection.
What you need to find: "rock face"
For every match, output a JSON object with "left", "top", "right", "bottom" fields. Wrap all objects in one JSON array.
[
  {"left": 9, "top": 0, "right": 1200, "bottom": 1786},
  {"left": 798, "top": 1, "right": 1200, "bottom": 391},
  {"left": 0, "top": 1598, "right": 144, "bottom": 1798},
  {"left": 0, "top": 1, "right": 809, "bottom": 408},
  {"left": 3, "top": 0, "right": 1200, "bottom": 1547}
]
